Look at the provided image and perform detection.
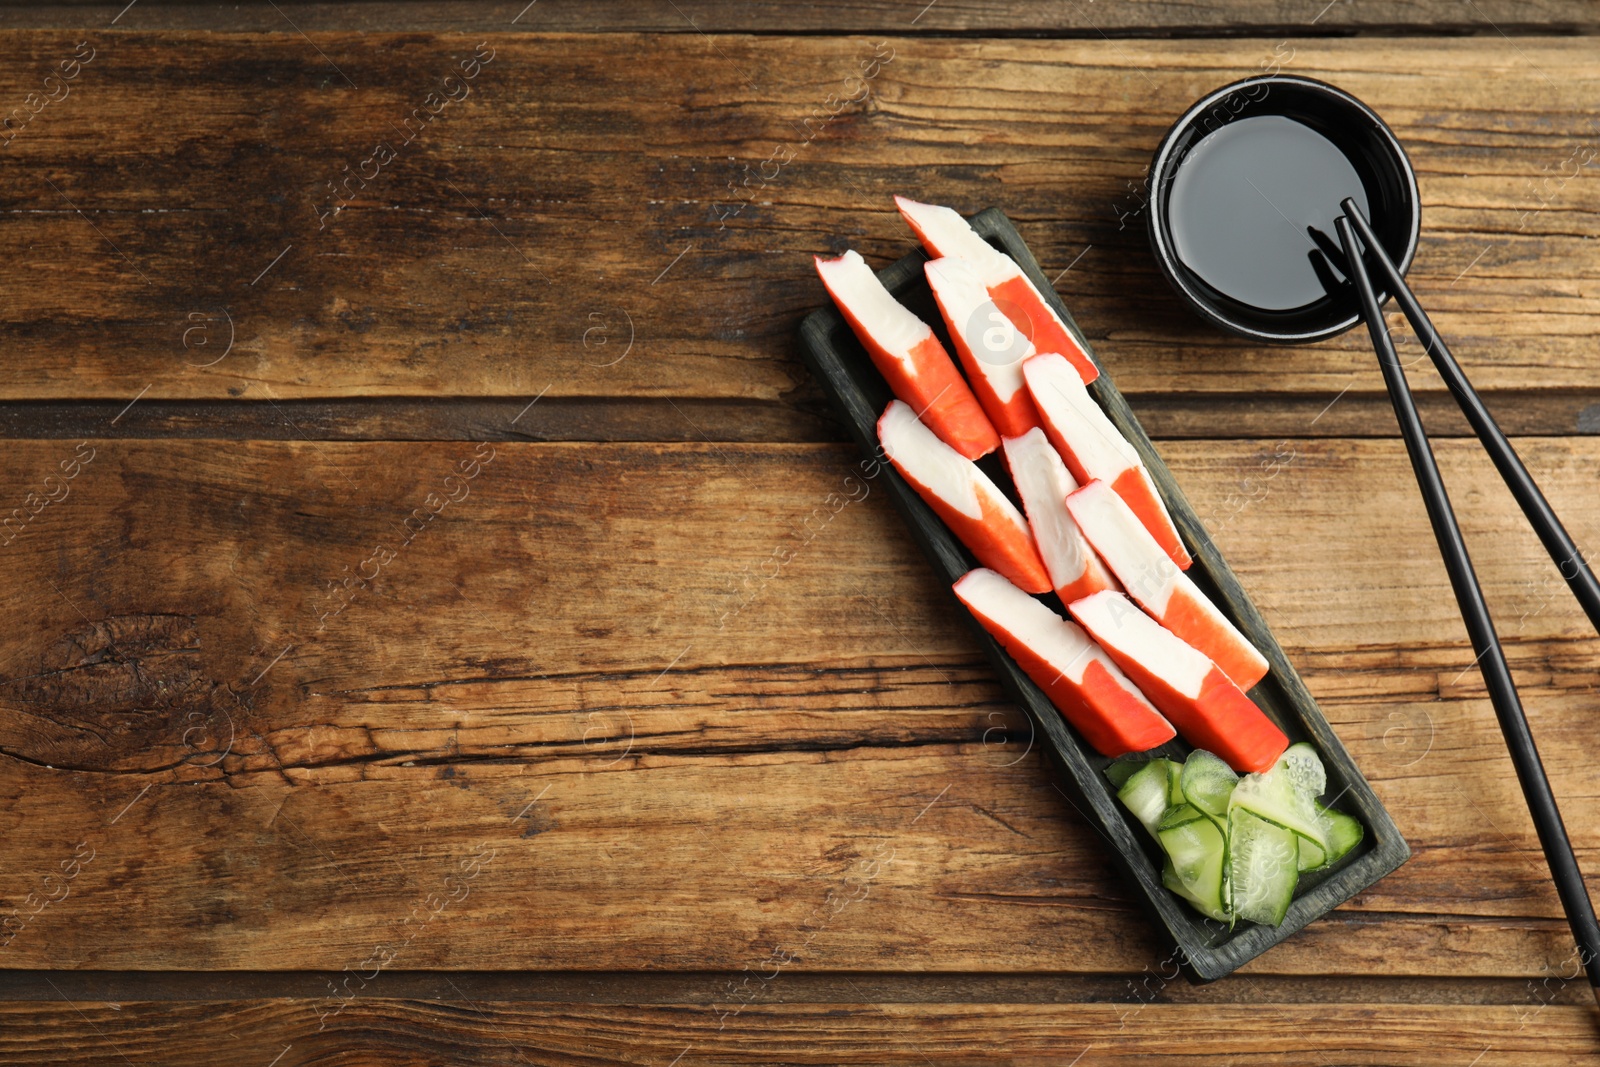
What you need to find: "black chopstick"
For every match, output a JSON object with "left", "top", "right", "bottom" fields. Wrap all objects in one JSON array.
[
  {"left": 1336, "top": 211, "right": 1600, "bottom": 1004},
  {"left": 1340, "top": 200, "right": 1600, "bottom": 638}
]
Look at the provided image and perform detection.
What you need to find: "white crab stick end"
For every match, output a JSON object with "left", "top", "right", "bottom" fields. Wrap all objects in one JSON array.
[
  {"left": 878, "top": 401, "right": 1052, "bottom": 593},
  {"left": 1071, "top": 591, "right": 1210, "bottom": 693},
  {"left": 1022, "top": 352, "right": 1138, "bottom": 479},
  {"left": 815, "top": 251, "right": 999, "bottom": 460},
  {"left": 926, "top": 256, "right": 1033, "bottom": 400},
  {"left": 1067, "top": 479, "right": 1268, "bottom": 690},
  {"left": 816, "top": 250, "right": 930, "bottom": 374},
  {"left": 953, "top": 568, "right": 1174, "bottom": 757},
  {"left": 1069, "top": 591, "right": 1288, "bottom": 773},
  {"left": 894, "top": 196, "right": 1099, "bottom": 383},
  {"left": 894, "top": 196, "right": 1006, "bottom": 277},
  {"left": 1022, "top": 353, "right": 1192, "bottom": 570},
  {"left": 1002, "top": 429, "right": 1118, "bottom": 604},
  {"left": 925, "top": 256, "right": 1041, "bottom": 437},
  {"left": 878, "top": 399, "right": 981, "bottom": 519}
]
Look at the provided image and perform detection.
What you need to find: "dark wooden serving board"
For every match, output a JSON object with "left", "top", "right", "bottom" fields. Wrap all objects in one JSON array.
[{"left": 798, "top": 207, "right": 1410, "bottom": 981}]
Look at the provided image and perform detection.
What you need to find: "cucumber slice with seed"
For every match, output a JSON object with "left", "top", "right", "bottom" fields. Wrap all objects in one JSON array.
[
  {"left": 1110, "top": 744, "right": 1364, "bottom": 926},
  {"left": 1228, "top": 807, "right": 1300, "bottom": 927},
  {"left": 1280, "top": 742, "right": 1327, "bottom": 797},
  {"left": 1160, "top": 859, "right": 1229, "bottom": 923},
  {"left": 1229, "top": 748, "right": 1328, "bottom": 850}
]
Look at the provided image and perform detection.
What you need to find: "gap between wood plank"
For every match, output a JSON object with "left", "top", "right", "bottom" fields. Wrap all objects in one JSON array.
[
  {"left": 0, "top": 970, "right": 1587, "bottom": 1007},
  {"left": 0, "top": 3, "right": 1593, "bottom": 36},
  {"left": 0, "top": 394, "right": 1592, "bottom": 441}
]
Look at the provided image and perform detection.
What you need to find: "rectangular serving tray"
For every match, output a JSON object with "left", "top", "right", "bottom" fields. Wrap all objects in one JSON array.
[{"left": 797, "top": 207, "right": 1409, "bottom": 982}]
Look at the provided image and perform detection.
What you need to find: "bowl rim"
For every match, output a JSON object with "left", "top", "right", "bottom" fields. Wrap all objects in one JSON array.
[{"left": 1145, "top": 73, "right": 1422, "bottom": 345}]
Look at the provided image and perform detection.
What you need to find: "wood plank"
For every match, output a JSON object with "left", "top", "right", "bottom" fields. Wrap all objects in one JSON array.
[
  {"left": 0, "top": 1000, "right": 1594, "bottom": 1065},
  {"left": 1, "top": 438, "right": 1598, "bottom": 974},
  {"left": 0, "top": 35, "right": 1595, "bottom": 424},
  {"left": 4, "top": 1, "right": 1598, "bottom": 35}
]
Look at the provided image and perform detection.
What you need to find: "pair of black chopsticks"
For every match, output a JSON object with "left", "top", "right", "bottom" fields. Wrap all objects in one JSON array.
[{"left": 1336, "top": 203, "right": 1600, "bottom": 1005}]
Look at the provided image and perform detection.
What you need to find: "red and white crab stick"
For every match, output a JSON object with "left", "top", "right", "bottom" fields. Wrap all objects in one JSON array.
[
  {"left": 1002, "top": 428, "right": 1119, "bottom": 605},
  {"left": 925, "top": 255, "right": 1042, "bottom": 437},
  {"left": 815, "top": 250, "right": 1000, "bottom": 460},
  {"left": 895, "top": 196, "right": 1099, "bottom": 385},
  {"left": 1067, "top": 478, "right": 1269, "bottom": 691},
  {"left": 1069, "top": 591, "right": 1288, "bottom": 774},
  {"left": 1022, "top": 352, "right": 1193, "bottom": 570},
  {"left": 954, "top": 568, "right": 1175, "bottom": 758},
  {"left": 877, "top": 400, "right": 1050, "bottom": 593}
]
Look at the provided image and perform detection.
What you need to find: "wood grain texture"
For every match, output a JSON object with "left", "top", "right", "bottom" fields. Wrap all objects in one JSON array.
[
  {"left": 0, "top": 34, "right": 1594, "bottom": 429},
  {"left": 5, "top": 0, "right": 1599, "bottom": 35},
  {"left": 0, "top": 437, "right": 1596, "bottom": 975},
  {"left": 0, "top": 1000, "right": 1595, "bottom": 1065}
]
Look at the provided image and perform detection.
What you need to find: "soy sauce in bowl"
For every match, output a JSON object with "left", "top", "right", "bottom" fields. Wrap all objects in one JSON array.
[
  {"left": 1146, "top": 76, "right": 1421, "bottom": 344},
  {"left": 1168, "top": 115, "right": 1369, "bottom": 313}
]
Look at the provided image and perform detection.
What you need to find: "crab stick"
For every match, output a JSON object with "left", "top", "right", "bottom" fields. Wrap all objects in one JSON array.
[
  {"left": 954, "top": 568, "right": 1175, "bottom": 757},
  {"left": 1069, "top": 591, "right": 1288, "bottom": 774},
  {"left": 1067, "top": 479, "right": 1269, "bottom": 691},
  {"left": 924, "top": 256, "right": 1042, "bottom": 437},
  {"left": 815, "top": 251, "right": 1000, "bottom": 460},
  {"left": 895, "top": 195, "right": 1099, "bottom": 384},
  {"left": 877, "top": 400, "right": 1050, "bottom": 593},
  {"left": 1002, "top": 429, "right": 1119, "bottom": 605},
  {"left": 1022, "top": 352, "right": 1192, "bottom": 570}
]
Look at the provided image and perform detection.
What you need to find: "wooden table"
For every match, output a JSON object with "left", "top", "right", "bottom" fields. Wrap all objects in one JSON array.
[{"left": 1, "top": 3, "right": 1597, "bottom": 1062}]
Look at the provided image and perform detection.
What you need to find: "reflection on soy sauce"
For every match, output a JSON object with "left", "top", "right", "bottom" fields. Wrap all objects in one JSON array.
[{"left": 1169, "top": 114, "right": 1370, "bottom": 311}]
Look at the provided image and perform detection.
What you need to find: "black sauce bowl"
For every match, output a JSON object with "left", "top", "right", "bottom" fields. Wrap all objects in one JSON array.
[{"left": 1146, "top": 75, "right": 1421, "bottom": 344}]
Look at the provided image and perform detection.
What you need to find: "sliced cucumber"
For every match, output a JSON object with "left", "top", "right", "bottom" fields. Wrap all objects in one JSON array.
[
  {"left": 1280, "top": 741, "right": 1327, "bottom": 797},
  {"left": 1112, "top": 744, "right": 1365, "bottom": 927},
  {"left": 1228, "top": 807, "right": 1299, "bottom": 927},
  {"left": 1296, "top": 835, "right": 1326, "bottom": 872},
  {"left": 1161, "top": 859, "right": 1229, "bottom": 923},
  {"left": 1164, "top": 760, "right": 1185, "bottom": 807},
  {"left": 1116, "top": 758, "right": 1180, "bottom": 840},
  {"left": 1316, "top": 802, "right": 1364, "bottom": 867},
  {"left": 1157, "top": 802, "right": 1205, "bottom": 831},
  {"left": 1104, "top": 758, "right": 1144, "bottom": 790},
  {"left": 1158, "top": 811, "right": 1229, "bottom": 921},
  {"left": 1179, "top": 750, "right": 1239, "bottom": 827},
  {"left": 1296, "top": 805, "right": 1363, "bottom": 872},
  {"left": 1229, "top": 748, "right": 1328, "bottom": 850},
  {"left": 1160, "top": 857, "right": 1184, "bottom": 895}
]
